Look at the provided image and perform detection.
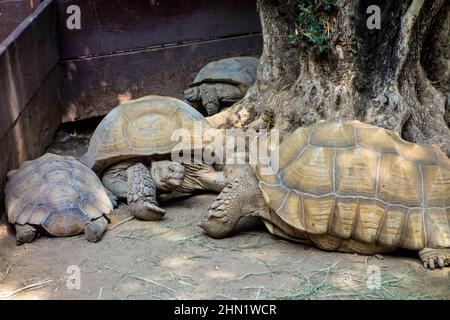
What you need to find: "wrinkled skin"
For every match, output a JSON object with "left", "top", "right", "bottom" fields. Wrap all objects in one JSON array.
[
  {"left": 200, "top": 165, "right": 263, "bottom": 238},
  {"left": 151, "top": 161, "right": 185, "bottom": 192},
  {"left": 102, "top": 160, "right": 184, "bottom": 198},
  {"left": 184, "top": 87, "right": 201, "bottom": 103}
]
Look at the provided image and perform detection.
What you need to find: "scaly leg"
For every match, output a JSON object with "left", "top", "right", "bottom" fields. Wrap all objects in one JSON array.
[
  {"left": 127, "top": 163, "right": 166, "bottom": 221},
  {"left": 181, "top": 163, "right": 227, "bottom": 193},
  {"left": 15, "top": 224, "right": 37, "bottom": 245},
  {"left": 200, "top": 172, "right": 265, "bottom": 238},
  {"left": 419, "top": 248, "right": 450, "bottom": 269}
]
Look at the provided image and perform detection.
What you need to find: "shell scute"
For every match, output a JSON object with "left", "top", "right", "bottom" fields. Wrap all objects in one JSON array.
[
  {"left": 422, "top": 165, "right": 450, "bottom": 207},
  {"left": 377, "top": 154, "right": 422, "bottom": 207},
  {"left": 377, "top": 206, "right": 408, "bottom": 247},
  {"left": 402, "top": 209, "right": 425, "bottom": 249},
  {"left": 46, "top": 184, "right": 80, "bottom": 208},
  {"left": 16, "top": 206, "right": 35, "bottom": 225},
  {"left": 277, "top": 192, "right": 304, "bottom": 231},
  {"left": 355, "top": 127, "right": 398, "bottom": 154},
  {"left": 259, "top": 182, "right": 287, "bottom": 211},
  {"left": 391, "top": 134, "right": 439, "bottom": 165},
  {"left": 329, "top": 198, "right": 358, "bottom": 239},
  {"left": 353, "top": 200, "right": 386, "bottom": 244},
  {"left": 86, "top": 96, "right": 209, "bottom": 173},
  {"left": 335, "top": 147, "right": 377, "bottom": 197},
  {"left": 276, "top": 127, "right": 309, "bottom": 171},
  {"left": 310, "top": 122, "right": 356, "bottom": 148},
  {"left": 27, "top": 206, "right": 50, "bottom": 225},
  {"left": 42, "top": 208, "right": 89, "bottom": 237},
  {"left": 424, "top": 208, "right": 450, "bottom": 248},
  {"left": 303, "top": 196, "right": 334, "bottom": 234},
  {"left": 281, "top": 146, "right": 334, "bottom": 195}
]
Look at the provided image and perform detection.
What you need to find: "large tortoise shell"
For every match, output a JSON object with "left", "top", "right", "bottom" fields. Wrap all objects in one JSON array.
[
  {"left": 255, "top": 120, "right": 450, "bottom": 250},
  {"left": 190, "top": 56, "right": 259, "bottom": 91},
  {"left": 5, "top": 153, "right": 112, "bottom": 236},
  {"left": 86, "top": 95, "right": 211, "bottom": 173}
]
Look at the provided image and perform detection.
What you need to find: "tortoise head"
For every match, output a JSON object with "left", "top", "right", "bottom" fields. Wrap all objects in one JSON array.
[
  {"left": 199, "top": 84, "right": 220, "bottom": 116},
  {"left": 184, "top": 86, "right": 201, "bottom": 102},
  {"left": 151, "top": 161, "right": 185, "bottom": 192}
]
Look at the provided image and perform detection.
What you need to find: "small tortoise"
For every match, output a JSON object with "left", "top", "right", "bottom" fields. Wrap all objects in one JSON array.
[
  {"left": 201, "top": 120, "right": 450, "bottom": 269},
  {"left": 5, "top": 153, "right": 113, "bottom": 244},
  {"left": 86, "top": 95, "right": 227, "bottom": 221},
  {"left": 184, "top": 56, "right": 259, "bottom": 116}
]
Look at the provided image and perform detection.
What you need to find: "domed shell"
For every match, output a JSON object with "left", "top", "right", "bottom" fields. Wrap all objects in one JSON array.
[
  {"left": 255, "top": 120, "right": 450, "bottom": 251},
  {"left": 190, "top": 56, "right": 259, "bottom": 90},
  {"left": 86, "top": 95, "right": 211, "bottom": 173},
  {"left": 5, "top": 153, "right": 112, "bottom": 236}
]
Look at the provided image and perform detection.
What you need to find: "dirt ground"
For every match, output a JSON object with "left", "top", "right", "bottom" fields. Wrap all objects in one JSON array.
[{"left": 0, "top": 125, "right": 449, "bottom": 300}]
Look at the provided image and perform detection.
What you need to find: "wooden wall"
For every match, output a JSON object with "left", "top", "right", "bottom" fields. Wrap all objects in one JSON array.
[
  {"left": 0, "top": 0, "right": 40, "bottom": 43},
  {"left": 56, "top": 0, "right": 263, "bottom": 121},
  {"left": 0, "top": 0, "right": 61, "bottom": 212}
]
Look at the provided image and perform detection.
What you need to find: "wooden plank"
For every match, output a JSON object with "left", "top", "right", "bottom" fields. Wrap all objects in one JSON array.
[
  {"left": 0, "top": 67, "right": 62, "bottom": 213},
  {"left": 0, "top": 0, "right": 60, "bottom": 214},
  {"left": 0, "top": 0, "right": 37, "bottom": 43},
  {"left": 61, "top": 34, "right": 262, "bottom": 121},
  {"left": 56, "top": 0, "right": 261, "bottom": 59},
  {"left": 0, "top": 0, "right": 59, "bottom": 139}
]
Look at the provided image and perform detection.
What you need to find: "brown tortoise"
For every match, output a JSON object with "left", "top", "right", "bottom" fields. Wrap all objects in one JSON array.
[
  {"left": 201, "top": 120, "right": 450, "bottom": 269},
  {"left": 5, "top": 153, "right": 113, "bottom": 244},
  {"left": 86, "top": 95, "right": 227, "bottom": 221}
]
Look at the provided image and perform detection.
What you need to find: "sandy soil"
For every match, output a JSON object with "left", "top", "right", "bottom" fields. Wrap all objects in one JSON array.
[{"left": 0, "top": 127, "right": 449, "bottom": 300}]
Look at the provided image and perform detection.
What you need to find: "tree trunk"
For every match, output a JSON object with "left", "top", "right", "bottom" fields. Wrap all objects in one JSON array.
[{"left": 210, "top": 0, "right": 450, "bottom": 155}]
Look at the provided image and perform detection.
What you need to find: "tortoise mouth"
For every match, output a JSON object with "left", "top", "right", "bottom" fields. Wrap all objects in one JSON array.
[
  {"left": 167, "top": 177, "right": 184, "bottom": 187},
  {"left": 184, "top": 88, "right": 200, "bottom": 102}
]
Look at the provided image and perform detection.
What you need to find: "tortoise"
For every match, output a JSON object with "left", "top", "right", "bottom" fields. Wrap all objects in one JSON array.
[
  {"left": 86, "top": 95, "right": 227, "bottom": 221},
  {"left": 200, "top": 120, "right": 450, "bottom": 269},
  {"left": 184, "top": 56, "right": 259, "bottom": 116},
  {"left": 5, "top": 153, "right": 113, "bottom": 244}
]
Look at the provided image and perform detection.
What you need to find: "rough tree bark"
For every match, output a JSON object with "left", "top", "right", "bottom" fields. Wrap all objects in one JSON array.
[{"left": 210, "top": 0, "right": 450, "bottom": 155}]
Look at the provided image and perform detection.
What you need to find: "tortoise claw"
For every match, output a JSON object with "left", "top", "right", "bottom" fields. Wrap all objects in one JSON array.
[
  {"left": 419, "top": 248, "right": 450, "bottom": 269},
  {"left": 145, "top": 202, "right": 166, "bottom": 215}
]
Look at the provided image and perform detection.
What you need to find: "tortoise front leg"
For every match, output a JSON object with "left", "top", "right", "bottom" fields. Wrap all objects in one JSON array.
[
  {"left": 419, "top": 248, "right": 450, "bottom": 269},
  {"left": 15, "top": 224, "right": 37, "bottom": 245},
  {"left": 126, "top": 163, "right": 166, "bottom": 221},
  {"left": 200, "top": 173, "right": 264, "bottom": 238}
]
